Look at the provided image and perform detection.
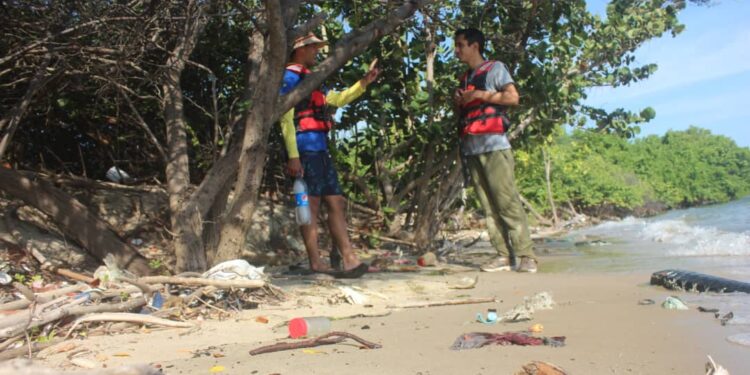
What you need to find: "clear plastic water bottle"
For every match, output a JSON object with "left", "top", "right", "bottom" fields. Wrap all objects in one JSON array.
[
  {"left": 288, "top": 316, "right": 331, "bottom": 338},
  {"left": 293, "top": 177, "right": 311, "bottom": 225}
]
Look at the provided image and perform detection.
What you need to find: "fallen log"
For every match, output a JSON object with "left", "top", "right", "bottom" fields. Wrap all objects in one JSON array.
[
  {"left": 0, "top": 284, "right": 89, "bottom": 312},
  {"left": 65, "top": 312, "right": 192, "bottom": 338},
  {"left": 387, "top": 297, "right": 496, "bottom": 309},
  {"left": 248, "top": 331, "right": 381, "bottom": 356},
  {"left": 137, "top": 276, "right": 264, "bottom": 289},
  {"left": 0, "top": 168, "right": 153, "bottom": 276},
  {"left": 0, "top": 296, "right": 146, "bottom": 339}
]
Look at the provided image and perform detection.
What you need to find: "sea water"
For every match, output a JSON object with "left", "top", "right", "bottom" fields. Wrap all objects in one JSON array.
[{"left": 540, "top": 195, "right": 750, "bottom": 344}]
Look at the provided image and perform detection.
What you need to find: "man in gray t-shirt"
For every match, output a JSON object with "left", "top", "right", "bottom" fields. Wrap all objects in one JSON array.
[{"left": 454, "top": 28, "right": 538, "bottom": 273}]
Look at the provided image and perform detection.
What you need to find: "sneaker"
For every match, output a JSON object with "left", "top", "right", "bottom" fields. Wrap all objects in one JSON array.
[
  {"left": 516, "top": 257, "right": 538, "bottom": 273},
  {"left": 480, "top": 257, "right": 511, "bottom": 272}
]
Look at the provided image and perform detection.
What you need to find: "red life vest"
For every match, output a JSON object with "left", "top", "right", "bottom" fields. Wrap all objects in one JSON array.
[
  {"left": 286, "top": 64, "right": 333, "bottom": 132},
  {"left": 458, "top": 60, "right": 509, "bottom": 136}
]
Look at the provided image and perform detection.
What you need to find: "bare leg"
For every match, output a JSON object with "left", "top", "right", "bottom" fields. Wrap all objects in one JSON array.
[
  {"left": 323, "top": 195, "right": 362, "bottom": 271},
  {"left": 300, "top": 196, "right": 330, "bottom": 272}
]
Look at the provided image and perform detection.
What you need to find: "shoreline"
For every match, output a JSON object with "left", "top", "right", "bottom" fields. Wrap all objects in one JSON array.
[{"left": 21, "top": 267, "right": 750, "bottom": 374}]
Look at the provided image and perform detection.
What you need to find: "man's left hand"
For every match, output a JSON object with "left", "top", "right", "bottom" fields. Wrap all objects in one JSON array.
[
  {"left": 360, "top": 66, "right": 381, "bottom": 87},
  {"left": 458, "top": 90, "right": 485, "bottom": 105}
]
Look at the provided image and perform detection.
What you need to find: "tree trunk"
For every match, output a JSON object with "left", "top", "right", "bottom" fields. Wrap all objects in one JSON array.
[
  {"left": 542, "top": 147, "right": 558, "bottom": 226},
  {"left": 0, "top": 168, "right": 152, "bottom": 275},
  {"left": 163, "top": 1, "right": 209, "bottom": 271},
  {"left": 0, "top": 56, "right": 52, "bottom": 160},
  {"left": 212, "top": 0, "right": 287, "bottom": 264}
]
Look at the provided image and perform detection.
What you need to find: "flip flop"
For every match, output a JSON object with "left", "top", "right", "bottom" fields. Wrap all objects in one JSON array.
[{"left": 328, "top": 263, "right": 369, "bottom": 279}]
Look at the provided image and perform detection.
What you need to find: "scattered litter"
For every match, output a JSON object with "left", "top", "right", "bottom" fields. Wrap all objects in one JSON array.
[
  {"left": 726, "top": 333, "right": 750, "bottom": 347},
  {"left": 476, "top": 309, "right": 498, "bottom": 325},
  {"left": 516, "top": 361, "right": 569, "bottom": 375},
  {"left": 255, "top": 316, "right": 269, "bottom": 324},
  {"left": 661, "top": 296, "right": 689, "bottom": 310},
  {"left": 338, "top": 286, "right": 368, "bottom": 305},
  {"left": 528, "top": 323, "right": 544, "bottom": 333},
  {"left": 113, "top": 352, "right": 131, "bottom": 357},
  {"left": 209, "top": 365, "right": 226, "bottom": 373},
  {"left": 705, "top": 355, "right": 731, "bottom": 374},
  {"left": 0, "top": 271, "right": 11, "bottom": 285},
  {"left": 698, "top": 306, "right": 719, "bottom": 313},
  {"left": 719, "top": 312, "right": 733, "bottom": 326},
  {"left": 497, "top": 292, "right": 555, "bottom": 322},
  {"left": 202, "top": 259, "right": 264, "bottom": 281},
  {"left": 105, "top": 166, "right": 132, "bottom": 183},
  {"left": 417, "top": 252, "right": 437, "bottom": 267},
  {"left": 130, "top": 238, "right": 144, "bottom": 246},
  {"left": 450, "top": 332, "right": 566, "bottom": 350},
  {"left": 638, "top": 299, "right": 655, "bottom": 305},
  {"left": 449, "top": 276, "right": 478, "bottom": 290},
  {"left": 302, "top": 349, "right": 327, "bottom": 355},
  {"left": 289, "top": 317, "right": 331, "bottom": 339}
]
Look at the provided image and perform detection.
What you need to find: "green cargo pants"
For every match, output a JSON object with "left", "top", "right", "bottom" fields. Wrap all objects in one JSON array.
[{"left": 466, "top": 148, "right": 535, "bottom": 259}]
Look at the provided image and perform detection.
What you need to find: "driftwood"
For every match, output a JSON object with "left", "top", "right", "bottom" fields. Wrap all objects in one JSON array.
[
  {"left": 65, "top": 312, "right": 193, "bottom": 338},
  {"left": 0, "top": 339, "right": 62, "bottom": 362},
  {"left": 248, "top": 331, "right": 381, "bottom": 356},
  {"left": 387, "top": 297, "right": 496, "bottom": 309},
  {"left": 137, "top": 276, "right": 264, "bottom": 289},
  {"left": 0, "top": 296, "right": 146, "bottom": 339}
]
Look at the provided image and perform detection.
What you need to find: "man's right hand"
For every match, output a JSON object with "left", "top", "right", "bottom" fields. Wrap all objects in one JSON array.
[{"left": 287, "top": 158, "right": 303, "bottom": 177}]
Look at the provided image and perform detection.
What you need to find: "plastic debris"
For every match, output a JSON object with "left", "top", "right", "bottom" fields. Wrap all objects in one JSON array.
[
  {"left": 498, "top": 292, "right": 555, "bottom": 322},
  {"left": 202, "top": 259, "right": 264, "bottom": 281},
  {"left": 449, "top": 276, "right": 478, "bottom": 290},
  {"left": 638, "top": 299, "right": 655, "bottom": 305},
  {"left": 105, "top": 166, "right": 132, "bottom": 183},
  {"left": 339, "top": 286, "right": 368, "bottom": 305},
  {"left": 476, "top": 309, "right": 498, "bottom": 324},
  {"left": 705, "top": 355, "right": 731, "bottom": 374},
  {"left": 529, "top": 324, "right": 544, "bottom": 333},
  {"left": 417, "top": 252, "right": 437, "bottom": 267},
  {"left": 0, "top": 271, "right": 11, "bottom": 285},
  {"left": 149, "top": 291, "right": 164, "bottom": 309},
  {"left": 661, "top": 296, "right": 689, "bottom": 310}
]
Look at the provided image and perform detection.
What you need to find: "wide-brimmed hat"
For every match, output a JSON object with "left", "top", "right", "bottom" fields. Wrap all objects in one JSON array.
[{"left": 292, "top": 33, "right": 328, "bottom": 50}]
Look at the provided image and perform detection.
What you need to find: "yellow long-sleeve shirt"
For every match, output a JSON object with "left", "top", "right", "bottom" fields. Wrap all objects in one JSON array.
[{"left": 280, "top": 80, "right": 366, "bottom": 158}]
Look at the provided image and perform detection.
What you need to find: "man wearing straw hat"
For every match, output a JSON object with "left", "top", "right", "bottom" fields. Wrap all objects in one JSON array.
[{"left": 279, "top": 33, "right": 379, "bottom": 278}]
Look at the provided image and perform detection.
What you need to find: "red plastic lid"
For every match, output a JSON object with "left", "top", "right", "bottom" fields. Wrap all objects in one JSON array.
[{"left": 288, "top": 318, "right": 308, "bottom": 338}]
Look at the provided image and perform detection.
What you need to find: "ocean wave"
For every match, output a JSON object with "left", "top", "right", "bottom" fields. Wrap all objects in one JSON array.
[
  {"left": 639, "top": 219, "right": 750, "bottom": 256},
  {"left": 590, "top": 216, "right": 646, "bottom": 230}
]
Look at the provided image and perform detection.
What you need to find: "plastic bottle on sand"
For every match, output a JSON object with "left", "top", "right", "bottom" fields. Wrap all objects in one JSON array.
[{"left": 288, "top": 317, "right": 331, "bottom": 338}]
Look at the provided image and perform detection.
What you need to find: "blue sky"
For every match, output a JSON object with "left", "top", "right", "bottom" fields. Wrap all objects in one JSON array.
[{"left": 585, "top": 0, "right": 750, "bottom": 147}]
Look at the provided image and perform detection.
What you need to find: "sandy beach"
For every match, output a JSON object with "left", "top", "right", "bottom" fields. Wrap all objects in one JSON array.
[{"left": 26, "top": 261, "right": 750, "bottom": 374}]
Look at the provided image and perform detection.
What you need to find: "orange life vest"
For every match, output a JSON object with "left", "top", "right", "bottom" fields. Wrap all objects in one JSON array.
[
  {"left": 286, "top": 64, "right": 333, "bottom": 132},
  {"left": 458, "top": 60, "right": 509, "bottom": 136}
]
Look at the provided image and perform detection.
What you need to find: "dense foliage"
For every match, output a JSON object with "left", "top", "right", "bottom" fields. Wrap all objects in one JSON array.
[{"left": 515, "top": 127, "right": 750, "bottom": 217}]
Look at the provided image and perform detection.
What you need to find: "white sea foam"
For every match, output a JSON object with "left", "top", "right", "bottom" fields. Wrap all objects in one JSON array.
[{"left": 639, "top": 219, "right": 750, "bottom": 257}]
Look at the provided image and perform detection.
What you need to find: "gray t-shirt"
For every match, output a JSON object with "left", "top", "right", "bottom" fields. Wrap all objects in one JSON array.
[{"left": 461, "top": 61, "right": 514, "bottom": 156}]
